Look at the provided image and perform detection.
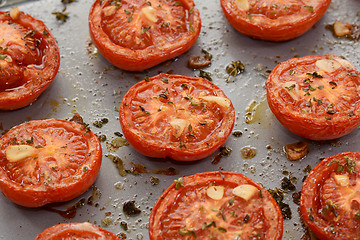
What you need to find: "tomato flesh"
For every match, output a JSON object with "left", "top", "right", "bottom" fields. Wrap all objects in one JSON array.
[
  {"left": 89, "top": 0, "right": 201, "bottom": 71},
  {"left": 301, "top": 152, "right": 360, "bottom": 239},
  {"left": 220, "top": 0, "right": 331, "bottom": 41},
  {"left": 266, "top": 55, "right": 360, "bottom": 140},
  {"left": 119, "top": 74, "right": 235, "bottom": 161},
  {"left": 0, "top": 10, "right": 60, "bottom": 110},
  {"left": 149, "top": 171, "right": 283, "bottom": 239},
  {"left": 35, "top": 222, "right": 123, "bottom": 240},
  {"left": 0, "top": 119, "right": 102, "bottom": 207}
]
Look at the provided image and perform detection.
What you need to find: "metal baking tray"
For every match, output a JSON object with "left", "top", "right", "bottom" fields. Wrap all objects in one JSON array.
[{"left": 0, "top": 0, "right": 359, "bottom": 239}]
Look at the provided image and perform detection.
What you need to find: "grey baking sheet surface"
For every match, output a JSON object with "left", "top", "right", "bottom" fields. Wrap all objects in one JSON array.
[{"left": 0, "top": 0, "right": 359, "bottom": 239}]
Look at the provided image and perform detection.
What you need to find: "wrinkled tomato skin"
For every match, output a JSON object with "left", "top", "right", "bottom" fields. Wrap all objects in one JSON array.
[
  {"left": 266, "top": 55, "right": 360, "bottom": 140},
  {"left": 149, "top": 171, "right": 283, "bottom": 240},
  {"left": 119, "top": 74, "right": 235, "bottom": 161},
  {"left": 220, "top": 0, "right": 331, "bottom": 41},
  {"left": 0, "top": 11, "right": 60, "bottom": 110},
  {"left": 89, "top": 0, "right": 201, "bottom": 71},
  {"left": 0, "top": 119, "right": 102, "bottom": 207},
  {"left": 35, "top": 222, "right": 123, "bottom": 240},
  {"left": 301, "top": 152, "right": 360, "bottom": 239}
]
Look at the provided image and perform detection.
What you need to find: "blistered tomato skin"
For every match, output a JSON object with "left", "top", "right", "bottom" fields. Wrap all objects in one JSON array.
[
  {"left": 149, "top": 171, "right": 283, "bottom": 239},
  {"left": 119, "top": 73, "right": 235, "bottom": 161},
  {"left": 0, "top": 10, "right": 60, "bottom": 110},
  {"left": 301, "top": 152, "right": 360, "bottom": 240},
  {"left": 220, "top": 0, "right": 331, "bottom": 41},
  {"left": 35, "top": 222, "right": 123, "bottom": 240},
  {"left": 88, "top": 0, "right": 201, "bottom": 71},
  {"left": 266, "top": 55, "right": 360, "bottom": 140},
  {"left": 0, "top": 119, "right": 102, "bottom": 207}
]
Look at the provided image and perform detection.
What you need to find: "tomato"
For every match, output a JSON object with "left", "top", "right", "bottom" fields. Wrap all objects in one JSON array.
[
  {"left": 35, "top": 222, "right": 123, "bottom": 240},
  {"left": 0, "top": 8, "right": 60, "bottom": 110},
  {"left": 149, "top": 171, "right": 283, "bottom": 239},
  {"left": 119, "top": 73, "right": 235, "bottom": 161},
  {"left": 266, "top": 55, "right": 360, "bottom": 140},
  {"left": 88, "top": 0, "right": 201, "bottom": 71},
  {"left": 0, "top": 118, "right": 102, "bottom": 207},
  {"left": 220, "top": 0, "right": 331, "bottom": 41},
  {"left": 300, "top": 152, "right": 360, "bottom": 239}
]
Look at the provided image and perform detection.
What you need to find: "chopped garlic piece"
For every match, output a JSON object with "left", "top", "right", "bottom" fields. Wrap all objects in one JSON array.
[
  {"left": 234, "top": 0, "right": 250, "bottom": 11},
  {"left": 170, "top": 118, "right": 187, "bottom": 138},
  {"left": 232, "top": 184, "right": 258, "bottom": 201},
  {"left": 282, "top": 81, "right": 300, "bottom": 101},
  {"left": 334, "top": 21, "right": 351, "bottom": 37},
  {"left": 334, "top": 174, "right": 350, "bottom": 187},
  {"left": 4, "top": 55, "right": 12, "bottom": 63},
  {"left": 10, "top": 7, "right": 20, "bottom": 20},
  {"left": 315, "top": 59, "right": 341, "bottom": 73},
  {"left": 5, "top": 145, "right": 36, "bottom": 162},
  {"left": 142, "top": 6, "right": 157, "bottom": 23},
  {"left": 102, "top": 5, "right": 117, "bottom": 17},
  {"left": 200, "top": 96, "right": 231, "bottom": 108},
  {"left": 206, "top": 186, "right": 225, "bottom": 200}
]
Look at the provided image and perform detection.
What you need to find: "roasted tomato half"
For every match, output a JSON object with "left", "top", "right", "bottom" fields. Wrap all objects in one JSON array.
[
  {"left": 149, "top": 171, "right": 283, "bottom": 239},
  {"left": 0, "top": 118, "right": 102, "bottom": 207},
  {"left": 301, "top": 152, "right": 360, "bottom": 239},
  {"left": 35, "top": 222, "right": 123, "bottom": 240},
  {"left": 88, "top": 0, "right": 201, "bottom": 71},
  {"left": 0, "top": 8, "right": 60, "bottom": 110},
  {"left": 119, "top": 73, "right": 235, "bottom": 161},
  {"left": 266, "top": 55, "right": 360, "bottom": 140},
  {"left": 220, "top": 0, "right": 331, "bottom": 41}
]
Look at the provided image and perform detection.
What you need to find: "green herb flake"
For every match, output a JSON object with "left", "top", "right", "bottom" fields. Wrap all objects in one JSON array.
[
  {"left": 161, "top": 22, "right": 170, "bottom": 28},
  {"left": 179, "top": 229, "right": 196, "bottom": 236},
  {"left": 161, "top": 76, "right": 169, "bottom": 83},
  {"left": 285, "top": 84, "right": 296, "bottom": 91},
  {"left": 141, "top": 26, "right": 151, "bottom": 34},
  {"left": 355, "top": 211, "right": 360, "bottom": 220},
  {"left": 329, "top": 81, "right": 337, "bottom": 88},
  {"left": 174, "top": 177, "right": 184, "bottom": 190},
  {"left": 304, "top": 5, "right": 314, "bottom": 13},
  {"left": 199, "top": 70, "right": 212, "bottom": 81},
  {"left": 127, "top": 16, "right": 133, "bottom": 22},
  {"left": 290, "top": 69, "right": 296, "bottom": 75}
]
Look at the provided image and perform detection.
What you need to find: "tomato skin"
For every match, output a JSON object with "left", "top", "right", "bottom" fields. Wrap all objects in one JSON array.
[
  {"left": 149, "top": 171, "right": 283, "bottom": 240},
  {"left": 266, "top": 55, "right": 360, "bottom": 140},
  {"left": 300, "top": 152, "right": 360, "bottom": 240},
  {"left": 35, "top": 222, "right": 123, "bottom": 240},
  {"left": 119, "top": 73, "right": 235, "bottom": 161},
  {"left": 0, "top": 10, "right": 60, "bottom": 110},
  {"left": 0, "top": 119, "right": 102, "bottom": 207},
  {"left": 220, "top": 0, "right": 331, "bottom": 41},
  {"left": 88, "top": 0, "right": 201, "bottom": 71}
]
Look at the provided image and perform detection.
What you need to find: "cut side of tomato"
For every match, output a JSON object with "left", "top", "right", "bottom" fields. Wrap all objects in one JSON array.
[
  {"left": 35, "top": 222, "right": 123, "bottom": 240},
  {"left": 301, "top": 152, "right": 360, "bottom": 239},
  {"left": 89, "top": 0, "right": 201, "bottom": 71},
  {"left": 149, "top": 171, "right": 283, "bottom": 239},
  {"left": 0, "top": 118, "right": 102, "bottom": 207},
  {"left": 266, "top": 55, "right": 360, "bottom": 140},
  {"left": 119, "top": 73, "right": 235, "bottom": 161},
  {"left": 0, "top": 9, "right": 60, "bottom": 110},
  {"left": 220, "top": 0, "right": 331, "bottom": 41}
]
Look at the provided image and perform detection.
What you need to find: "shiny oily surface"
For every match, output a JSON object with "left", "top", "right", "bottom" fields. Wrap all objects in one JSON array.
[{"left": 0, "top": 0, "right": 359, "bottom": 239}]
